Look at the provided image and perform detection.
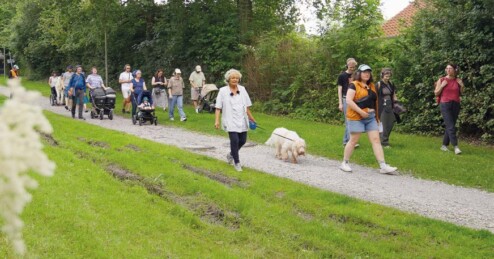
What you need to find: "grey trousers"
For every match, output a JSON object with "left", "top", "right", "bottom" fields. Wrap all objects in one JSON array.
[{"left": 380, "top": 110, "right": 396, "bottom": 146}]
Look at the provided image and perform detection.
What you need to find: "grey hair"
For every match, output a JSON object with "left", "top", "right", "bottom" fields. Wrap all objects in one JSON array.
[{"left": 224, "top": 69, "right": 242, "bottom": 84}]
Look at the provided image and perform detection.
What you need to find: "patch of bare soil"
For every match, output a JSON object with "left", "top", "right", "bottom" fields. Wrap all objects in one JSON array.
[
  {"left": 77, "top": 137, "right": 110, "bottom": 149},
  {"left": 125, "top": 144, "right": 141, "bottom": 152},
  {"left": 105, "top": 164, "right": 242, "bottom": 229},
  {"left": 182, "top": 164, "right": 246, "bottom": 188},
  {"left": 40, "top": 132, "right": 58, "bottom": 146}
]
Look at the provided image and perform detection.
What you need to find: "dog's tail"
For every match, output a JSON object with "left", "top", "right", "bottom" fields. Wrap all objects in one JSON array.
[{"left": 265, "top": 135, "right": 274, "bottom": 146}]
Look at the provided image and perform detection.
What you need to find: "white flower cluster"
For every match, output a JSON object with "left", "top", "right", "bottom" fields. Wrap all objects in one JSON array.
[{"left": 0, "top": 79, "right": 55, "bottom": 255}]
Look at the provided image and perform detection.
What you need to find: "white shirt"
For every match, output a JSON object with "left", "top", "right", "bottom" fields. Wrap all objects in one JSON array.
[
  {"left": 119, "top": 72, "right": 133, "bottom": 89},
  {"left": 215, "top": 85, "right": 252, "bottom": 133}
]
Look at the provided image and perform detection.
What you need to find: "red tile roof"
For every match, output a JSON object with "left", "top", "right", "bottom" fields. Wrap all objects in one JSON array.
[{"left": 382, "top": 1, "right": 425, "bottom": 38}]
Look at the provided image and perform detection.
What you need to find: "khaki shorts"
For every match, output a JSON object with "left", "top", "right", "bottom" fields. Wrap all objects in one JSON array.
[{"left": 191, "top": 87, "right": 200, "bottom": 101}]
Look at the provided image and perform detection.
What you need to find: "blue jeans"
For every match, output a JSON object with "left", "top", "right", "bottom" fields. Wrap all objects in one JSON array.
[
  {"left": 440, "top": 101, "right": 460, "bottom": 146},
  {"left": 342, "top": 98, "right": 350, "bottom": 144},
  {"left": 169, "top": 95, "right": 186, "bottom": 119}
]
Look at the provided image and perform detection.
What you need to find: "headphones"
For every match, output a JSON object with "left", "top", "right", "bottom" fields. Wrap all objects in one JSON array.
[{"left": 230, "top": 91, "right": 240, "bottom": 96}]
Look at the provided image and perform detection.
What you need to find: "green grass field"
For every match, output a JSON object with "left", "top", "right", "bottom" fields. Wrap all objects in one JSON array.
[
  {"left": 0, "top": 108, "right": 493, "bottom": 257},
  {"left": 7, "top": 78, "right": 493, "bottom": 192}
]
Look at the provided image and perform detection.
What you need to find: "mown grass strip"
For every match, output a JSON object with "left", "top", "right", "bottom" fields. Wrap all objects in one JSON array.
[
  {"left": 0, "top": 109, "right": 493, "bottom": 257},
  {"left": 3, "top": 78, "right": 494, "bottom": 192}
]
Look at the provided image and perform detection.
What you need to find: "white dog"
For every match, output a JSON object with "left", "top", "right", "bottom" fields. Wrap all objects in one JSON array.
[{"left": 265, "top": 127, "right": 306, "bottom": 164}]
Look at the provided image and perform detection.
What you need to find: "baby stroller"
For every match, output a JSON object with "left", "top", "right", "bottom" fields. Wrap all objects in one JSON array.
[
  {"left": 197, "top": 84, "right": 218, "bottom": 113},
  {"left": 90, "top": 87, "right": 116, "bottom": 120},
  {"left": 132, "top": 90, "right": 158, "bottom": 126}
]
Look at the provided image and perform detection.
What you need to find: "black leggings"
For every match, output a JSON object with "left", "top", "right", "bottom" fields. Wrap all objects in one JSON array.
[{"left": 229, "top": 132, "right": 247, "bottom": 164}]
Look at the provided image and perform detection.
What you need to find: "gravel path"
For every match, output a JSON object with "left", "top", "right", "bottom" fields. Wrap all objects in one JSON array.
[{"left": 2, "top": 86, "right": 493, "bottom": 233}]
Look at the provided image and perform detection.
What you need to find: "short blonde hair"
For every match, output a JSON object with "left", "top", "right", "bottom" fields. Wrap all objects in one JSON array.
[{"left": 224, "top": 69, "right": 242, "bottom": 84}]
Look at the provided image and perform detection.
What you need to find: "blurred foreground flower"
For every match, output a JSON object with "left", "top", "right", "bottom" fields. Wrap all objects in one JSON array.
[{"left": 0, "top": 79, "right": 55, "bottom": 255}]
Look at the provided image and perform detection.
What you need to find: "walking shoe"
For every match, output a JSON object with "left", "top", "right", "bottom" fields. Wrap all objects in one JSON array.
[
  {"left": 379, "top": 164, "right": 397, "bottom": 174},
  {"left": 195, "top": 108, "right": 199, "bottom": 113},
  {"left": 180, "top": 117, "right": 187, "bottom": 122},
  {"left": 122, "top": 108, "right": 125, "bottom": 113},
  {"left": 78, "top": 117, "right": 86, "bottom": 121},
  {"left": 170, "top": 118, "right": 174, "bottom": 121},
  {"left": 339, "top": 161, "right": 352, "bottom": 172},
  {"left": 85, "top": 110, "right": 89, "bottom": 113},
  {"left": 72, "top": 113, "right": 75, "bottom": 119},
  {"left": 454, "top": 146, "right": 462, "bottom": 155},
  {"left": 234, "top": 163, "right": 243, "bottom": 172},
  {"left": 355, "top": 143, "right": 360, "bottom": 148},
  {"left": 440, "top": 145, "right": 449, "bottom": 152},
  {"left": 65, "top": 106, "right": 69, "bottom": 110},
  {"left": 226, "top": 153, "right": 233, "bottom": 164}
]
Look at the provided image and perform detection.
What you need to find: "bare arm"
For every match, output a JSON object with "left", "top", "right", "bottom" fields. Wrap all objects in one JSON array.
[
  {"left": 215, "top": 108, "right": 221, "bottom": 129},
  {"left": 434, "top": 78, "right": 447, "bottom": 96},
  {"left": 337, "top": 86, "right": 343, "bottom": 112},
  {"left": 143, "top": 82, "right": 147, "bottom": 91},
  {"left": 456, "top": 78, "right": 465, "bottom": 94},
  {"left": 346, "top": 89, "right": 368, "bottom": 119}
]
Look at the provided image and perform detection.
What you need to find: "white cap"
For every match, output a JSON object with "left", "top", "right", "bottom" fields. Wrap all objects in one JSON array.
[
  {"left": 358, "top": 64, "right": 372, "bottom": 71},
  {"left": 195, "top": 65, "right": 201, "bottom": 72},
  {"left": 13, "top": 65, "right": 19, "bottom": 69},
  {"left": 175, "top": 68, "right": 181, "bottom": 74}
]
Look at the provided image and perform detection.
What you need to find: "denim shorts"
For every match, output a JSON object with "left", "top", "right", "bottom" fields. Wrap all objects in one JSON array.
[{"left": 348, "top": 111, "right": 379, "bottom": 133}]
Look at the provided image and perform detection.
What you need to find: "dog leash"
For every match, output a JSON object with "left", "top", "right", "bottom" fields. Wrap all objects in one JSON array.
[{"left": 272, "top": 133, "right": 295, "bottom": 142}]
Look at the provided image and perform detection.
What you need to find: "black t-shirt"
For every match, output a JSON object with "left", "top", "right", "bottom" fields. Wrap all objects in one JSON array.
[
  {"left": 348, "top": 83, "right": 377, "bottom": 109},
  {"left": 337, "top": 71, "right": 353, "bottom": 97}
]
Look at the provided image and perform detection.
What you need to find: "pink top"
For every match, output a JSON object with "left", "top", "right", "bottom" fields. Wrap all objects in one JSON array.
[{"left": 439, "top": 77, "right": 461, "bottom": 103}]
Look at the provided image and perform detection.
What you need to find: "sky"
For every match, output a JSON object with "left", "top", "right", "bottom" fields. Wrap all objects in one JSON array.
[{"left": 381, "top": 0, "right": 412, "bottom": 20}]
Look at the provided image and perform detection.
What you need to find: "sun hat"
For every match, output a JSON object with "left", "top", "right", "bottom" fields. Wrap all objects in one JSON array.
[
  {"left": 143, "top": 97, "right": 149, "bottom": 102},
  {"left": 175, "top": 68, "right": 181, "bottom": 74},
  {"left": 358, "top": 64, "right": 372, "bottom": 72},
  {"left": 13, "top": 65, "right": 19, "bottom": 69}
]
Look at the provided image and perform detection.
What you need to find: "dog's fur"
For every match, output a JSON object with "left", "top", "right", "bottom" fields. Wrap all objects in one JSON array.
[{"left": 265, "top": 127, "right": 306, "bottom": 163}]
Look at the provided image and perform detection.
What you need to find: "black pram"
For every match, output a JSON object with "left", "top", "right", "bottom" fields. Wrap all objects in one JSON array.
[
  {"left": 132, "top": 90, "right": 158, "bottom": 126},
  {"left": 90, "top": 87, "right": 116, "bottom": 120}
]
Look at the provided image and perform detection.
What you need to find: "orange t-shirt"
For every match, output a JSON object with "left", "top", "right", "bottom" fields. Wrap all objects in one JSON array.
[{"left": 346, "top": 80, "right": 379, "bottom": 121}]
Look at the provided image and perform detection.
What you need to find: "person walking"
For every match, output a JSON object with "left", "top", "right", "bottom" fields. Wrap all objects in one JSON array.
[
  {"left": 151, "top": 69, "right": 168, "bottom": 111},
  {"left": 168, "top": 69, "right": 187, "bottom": 121},
  {"left": 189, "top": 65, "right": 206, "bottom": 113},
  {"left": 215, "top": 69, "right": 256, "bottom": 172},
  {"left": 434, "top": 63, "right": 464, "bottom": 155},
  {"left": 339, "top": 64, "right": 397, "bottom": 174},
  {"left": 338, "top": 58, "right": 359, "bottom": 148},
  {"left": 377, "top": 68, "right": 398, "bottom": 147},
  {"left": 119, "top": 64, "right": 133, "bottom": 113},
  {"left": 86, "top": 66, "right": 105, "bottom": 96},
  {"left": 55, "top": 72, "right": 65, "bottom": 105},
  {"left": 8, "top": 65, "right": 19, "bottom": 79},
  {"left": 48, "top": 72, "right": 58, "bottom": 104},
  {"left": 62, "top": 65, "right": 74, "bottom": 110},
  {"left": 68, "top": 65, "right": 87, "bottom": 120},
  {"left": 130, "top": 70, "right": 148, "bottom": 116}
]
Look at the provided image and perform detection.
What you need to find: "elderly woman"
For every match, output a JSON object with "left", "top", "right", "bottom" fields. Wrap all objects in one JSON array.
[
  {"left": 377, "top": 68, "right": 398, "bottom": 147},
  {"left": 151, "top": 69, "right": 168, "bottom": 111},
  {"left": 215, "top": 69, "right": 256, "bottom": 172},
  {"left": 168, "top": 69, "right": 186, "bottom": 121},
  {"left": 130, "top": 70, "right": 148, "bottom": 116},
  {"left": 434, "top": 63, "right": 464, "bottom": 155},
  {"left": 340, "top": 64, "right": 397, "bottom": 174}
]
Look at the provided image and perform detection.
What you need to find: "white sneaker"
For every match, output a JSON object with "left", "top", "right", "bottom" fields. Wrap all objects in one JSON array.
[
  {"left": 169, "top": 117, "right": 174, "bottom": 121},
  {"left": 454, "top": 146, "right": 462, "bottom": 155},
  {"left": 379, "top": 164, "right": 398, "bottom": 174},
  {"left": 195, "top": 108, "right": 199, "bottom": 113},
  {"left": 234, "top": 163, "right": 242, "bottom": 172},
  {"left": 339, "top": 161, "right": 352, "bottom": 172},
  {"left": 440, "top": 145, "right": 449, "bottom": 152},
  {"left": 355, "top": 143, "right": 360, "bottom": 148},
  {"left": 180, "top": 117, "right": 187, "bottom": 122},
  {"left": 226, "top": 153, "right": 233, "bottom": 164}
]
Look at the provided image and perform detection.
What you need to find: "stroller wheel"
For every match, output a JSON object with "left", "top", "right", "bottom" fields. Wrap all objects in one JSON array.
[
  {"left": 132, "top": 115, "right": 137, "bottom": 125},
  {"left": 154, "top": 118, "right": 158, "bottom": 126},
  {"left": 108, "top": 110, "right": 113, "bottom": 120},
  {"left": 90, "top": 110, "right": 95, "bottom": 119},
  {"left": 99, "top": 110, "right": 104, "bottom": 120},
  {"left": 139, "top": 118, "right": 143, "bottom": 126}
]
